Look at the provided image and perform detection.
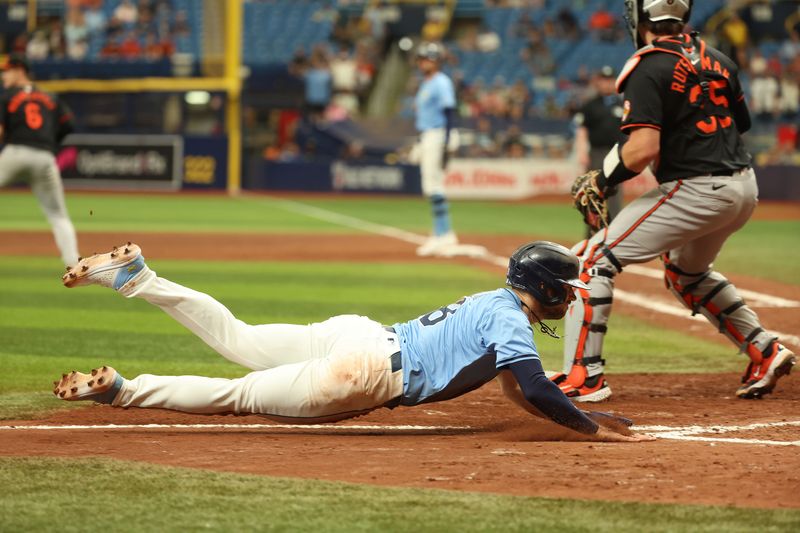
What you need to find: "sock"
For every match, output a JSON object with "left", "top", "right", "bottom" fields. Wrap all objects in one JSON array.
[{"left": 431, "top": 194, "right": 452, "bottom": 236}]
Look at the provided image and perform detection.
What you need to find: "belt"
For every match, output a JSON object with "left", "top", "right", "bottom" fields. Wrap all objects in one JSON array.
[
  {"left": 710, "top": 166, "right": 750, "bottom": 177},
  {"left": 384, "top": 326, "right": 402, "bottom": 373}
]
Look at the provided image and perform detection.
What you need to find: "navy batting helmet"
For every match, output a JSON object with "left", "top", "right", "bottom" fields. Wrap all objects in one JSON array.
[
  {"left": 416, "top": 42, "right": 444, "bottom": 62},
  {"left": 624, "top": 0, "right": 692, "bottom": 48},
  {"left": 506, "top": 241, "right": 589, "bottom": 306}
]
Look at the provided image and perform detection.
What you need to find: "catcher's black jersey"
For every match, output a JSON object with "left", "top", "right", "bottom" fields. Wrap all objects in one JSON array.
[
  {"left": 0, "top": 85, "right": 74, "bottom": 153},
  {"left": 617, "top": 34, "right": 751, "bottom": 182}
]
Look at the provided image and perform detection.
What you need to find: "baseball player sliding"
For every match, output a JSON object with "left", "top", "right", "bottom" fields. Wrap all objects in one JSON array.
[
  {"left": 553, "top": 0, "right": 796, "bottom": 401},
  {"left": 53, "top": 241, "right": 653, "bottom": 443},
  {"left": 0, "top": 54, "right": 79, "bottom": 266}
]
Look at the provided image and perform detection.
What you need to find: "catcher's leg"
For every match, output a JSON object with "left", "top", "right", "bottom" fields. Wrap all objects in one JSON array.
[{"left": 662, "top": 173, "right": 794, "bottom": 397}]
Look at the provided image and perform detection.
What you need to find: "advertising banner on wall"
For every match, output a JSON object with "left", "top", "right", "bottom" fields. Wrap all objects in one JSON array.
[
  {"left": 59, "top": 134, "right": 182, "bottom": 190},
  {"left": 444, "top": 159, "right": 659, "bottom": 199},
  {"left": 443, "top": 158, "right": 581, "bottom": 199}
]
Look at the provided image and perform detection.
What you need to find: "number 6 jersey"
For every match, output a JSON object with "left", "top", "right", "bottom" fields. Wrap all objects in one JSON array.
[
  {"left": 0, "top": 84, "right": 74, "bottom": 153},
  {"left": 392, "top": 288, "right": 539, "bottom": 406},
  {"left": 615, "top": 32, "right": 751, "bottom": 182}
]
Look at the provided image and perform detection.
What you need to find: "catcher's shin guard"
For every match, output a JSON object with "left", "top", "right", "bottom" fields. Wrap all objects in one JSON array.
[
  {"left": 560, "top": 241, "right": 618, "bottom": 402},
  {"left": 662, "top": 254, "right": 778, "bottom": 364}
]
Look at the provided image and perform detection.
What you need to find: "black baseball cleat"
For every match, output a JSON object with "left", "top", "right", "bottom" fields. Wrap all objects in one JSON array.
[{"left": 736, "top": 344, "right": 796, "bottom": 399}]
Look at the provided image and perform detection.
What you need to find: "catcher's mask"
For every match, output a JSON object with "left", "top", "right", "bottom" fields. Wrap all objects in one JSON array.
[
  {"left": 506, "top": 241, "right": 589, "bottom": 307},
  {"left": 623, "top": 0, "right": 692, "bottom": 49}
]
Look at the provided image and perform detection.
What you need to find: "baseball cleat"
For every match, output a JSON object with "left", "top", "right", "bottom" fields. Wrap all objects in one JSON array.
[
  {"left": 52, "top": 366, "right": 123, "bottom": 404},
  {"left": 416, "top": 232, "right": 458, "bottom": 257},
  {"left": 62, "top": 242, "right": 147, "bottom": 290},
  {"left": 736, "top": 343, "right": 796, "bottom": 399},
  {"left": 550, "top": 372, "right": 612, "bottom": 402}
]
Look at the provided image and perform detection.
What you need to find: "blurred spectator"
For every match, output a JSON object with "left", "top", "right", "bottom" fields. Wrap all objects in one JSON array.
[
  {"left": 68, "top": 37, "right": 89, "bottom": 60},
  {"left": 720, "top": 12, "right": 748, "bottom": 67},
  {"left": 65, "top": 8, "right": 89, "bottom": 55},
  {"left": 144, "top": 32, "right": 165, "bottom": 61},
  {"left": 750, "top": 54, "right": 780, "bottom": 119},
  {"left": 468, "top": 117, "right": 499, "bottom": 157},
  {"left": 48, "top": 19, "right": 66, "bottom": 58},
  {"left": 173, "top": 10, "right": 191, "bottom": 37},
  {"left": 556, "top": 8, "right": 579, "bottom": 41},
  {"left": 26, "top": 31, "right": 50, "bottom": 60},
  {"left": 288, "top": 47, "right": 309, "bottom": 77},
  {"left": 114, "top": 0, "right": 139, "bottom": 25},
  {"left": 303, "top": 56, "right": 332, "bottom": 118},
  {"left": 84, "top": 1, "right": 107, "bottom": 35},
  {"left": 780, "top": 30, "right": 800, "bottom": 63},
  {"left": 120, "top": 30, "right": 143, "bottom": 59},
  {"left": 330, "top": 49, "right": 359, "bottom": 114},
  {"left": 779, "top": 74, "right": 799, "bottom": 119}
]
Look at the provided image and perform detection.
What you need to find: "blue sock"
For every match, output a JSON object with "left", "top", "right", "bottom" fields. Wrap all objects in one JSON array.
[{"left": 431, "top": 194, "right": 452, "bottom": 236}]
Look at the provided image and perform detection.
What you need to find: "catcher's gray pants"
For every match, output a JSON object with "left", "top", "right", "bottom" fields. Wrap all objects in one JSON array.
[
  {"left": 0, "top": 144, "right": 79, "bottom": 265},
  {"left": 112, "top": 271, "right": 404, "bottom": 422},
  {"left": 563, "top": 168, "right": 777, "bottom": 378}
]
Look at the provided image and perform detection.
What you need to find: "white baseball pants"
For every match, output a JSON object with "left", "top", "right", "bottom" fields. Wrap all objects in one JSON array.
[
  {"left": 0, "top": 144, "right": 79, "bottom": 266},
  {"left": 112, "top": 272, "right": 404, "bottom": 422},
  {"left": 417, "top": 128, "right": 459, "bottom": 197}
]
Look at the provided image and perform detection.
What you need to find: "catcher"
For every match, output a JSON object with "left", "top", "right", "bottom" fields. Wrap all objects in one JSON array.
[
  {"left": 52, "top": 241, "right": 653, "bottom": 443},
  {"left": 552, "top": 0, "right": 795, "bottom": 402}
]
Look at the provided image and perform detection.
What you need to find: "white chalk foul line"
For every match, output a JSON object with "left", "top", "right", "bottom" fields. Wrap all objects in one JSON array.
[
  {"left": 0, "top": 423, "right": 469, "bottom": 432},
  {"left": 3, "top": 421, "right": 798, "bottom": 446},
  {"left": 271, "top": 198, "right": 799, "bottom": 346},
  {"left": 624, "top": 265, "right": 800, "bottom": 308},
  {"left": 634, "top": 420, "right": 800, "bottom": 447}
]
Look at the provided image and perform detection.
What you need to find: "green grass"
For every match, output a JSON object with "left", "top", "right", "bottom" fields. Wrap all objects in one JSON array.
[
  {"left": 0, "top": 256, "right": 740, "bottom": 420},
  {"left": 2, "top": 458, "right": 798, "bottom": 532},
  {"left": 1, "top": 192, "right": 796, "bottom": 284}
]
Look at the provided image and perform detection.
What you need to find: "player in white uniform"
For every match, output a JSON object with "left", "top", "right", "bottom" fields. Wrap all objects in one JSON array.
[
  {"left": 0, "top": 54, "right": 79, "bottom": 266},
  {"left": 52, "top": 241, "right": 653, "bottom": 442},
  {"left": 412, "top": 42, "right": 462, "bottom": 257}
]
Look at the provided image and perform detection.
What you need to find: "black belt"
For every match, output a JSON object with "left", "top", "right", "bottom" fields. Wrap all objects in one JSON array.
[
  {"left": 384, "top": 326, "right": 402, "bottom": 373},
  {"left": 710, "top": 167, "right": 750, "bottom": 177}
]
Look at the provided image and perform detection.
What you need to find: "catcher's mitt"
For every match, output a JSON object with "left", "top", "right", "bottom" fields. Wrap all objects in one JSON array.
[{"left": 571, "top": 169, "right": 609, "bottom": 231}]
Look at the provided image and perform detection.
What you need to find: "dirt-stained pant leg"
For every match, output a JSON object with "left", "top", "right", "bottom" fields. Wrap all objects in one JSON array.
[
  {"left": 113, "top": 317, "right": 404, "bottom": 421},
  {"left": 563, "top": 171, "right": 773, "bottom": 378}
]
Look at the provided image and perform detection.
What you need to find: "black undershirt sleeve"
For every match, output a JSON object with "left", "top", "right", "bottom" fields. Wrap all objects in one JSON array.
[{"left": 506, "top": 359, "right": 599, "bottom": 435}]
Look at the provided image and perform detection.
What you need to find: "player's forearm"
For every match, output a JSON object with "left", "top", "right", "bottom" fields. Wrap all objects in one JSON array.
[
  {"left": 497, "top": 371, "right": 546, "bottom": 419},
  {"left": 596, "top": 127, "right": 659, "bottom": 190},
  {"left": 506, "top": 359, "right": 599, "bottom": 435}
]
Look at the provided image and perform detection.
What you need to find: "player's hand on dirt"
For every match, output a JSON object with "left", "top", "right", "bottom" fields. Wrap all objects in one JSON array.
[
  {"left": 572, "top": 169, "right": 611, "bottom": 231},
  {"left": 592, "top": 425, "right": 656, "bottom": 443},
  {"left": 584, "top": 410, "right": 634, "bottom": 434}
]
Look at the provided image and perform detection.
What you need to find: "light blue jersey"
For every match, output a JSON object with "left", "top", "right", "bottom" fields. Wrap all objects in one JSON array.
[
  {"left": 414, "top": 72, "right": 456, "bottom": 132},
  {"left": 392, "top": 288, "right": 538, "bottom": 406}
]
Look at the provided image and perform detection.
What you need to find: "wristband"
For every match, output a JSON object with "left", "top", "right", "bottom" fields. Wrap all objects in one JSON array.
[{"left": 597, "top": 143, "right": 637, "bottom": 190}]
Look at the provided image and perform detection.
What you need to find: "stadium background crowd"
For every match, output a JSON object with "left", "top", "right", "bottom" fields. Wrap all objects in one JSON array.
[{"left": 1, "top": 0, "right": 798, "bottom": 166}]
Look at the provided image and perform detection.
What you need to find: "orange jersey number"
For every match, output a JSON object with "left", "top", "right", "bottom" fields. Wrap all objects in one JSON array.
[
  {"left": 25, "top": 102, "right": 43, "bottom": 130},
  {"left": 689, "top": 79, "right": 732, "bottom": 134}
]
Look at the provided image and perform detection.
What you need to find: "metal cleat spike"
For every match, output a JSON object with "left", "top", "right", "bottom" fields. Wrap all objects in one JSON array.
[
  {"left": 81, "top": 265, "right": 88, "bottom": 272},
  {"left": 102, "top": 366, "right": 108, "bottom": 371},
  {"left": 62, "top": 373, "right": 67, "bottom": 378},
  {"left": 124, "top": 248, "right": 130, "bottom": 254},
  {"left": 88, "top": 380, "right": 94, "bottom": 387},
  {"left": 69, "top": 273, "right": 76, "bottom": 279},
  {"left": 127, "top": 241, "right": 132, "bottom": 246},
  {"left": 59, "top": 391, "right": 66, "bottom": 398},
  {"left": 98, "top": 377, "right": 104, "bottom": 385},
  {"left": 110, "top": 253, "right": 117, "bottom": 258},
  {"left": 71, "top": 387, "right": 77, "bottom": 393},
  {"left": 91, "top": 369, "right": 98, "bottom": 376}
]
